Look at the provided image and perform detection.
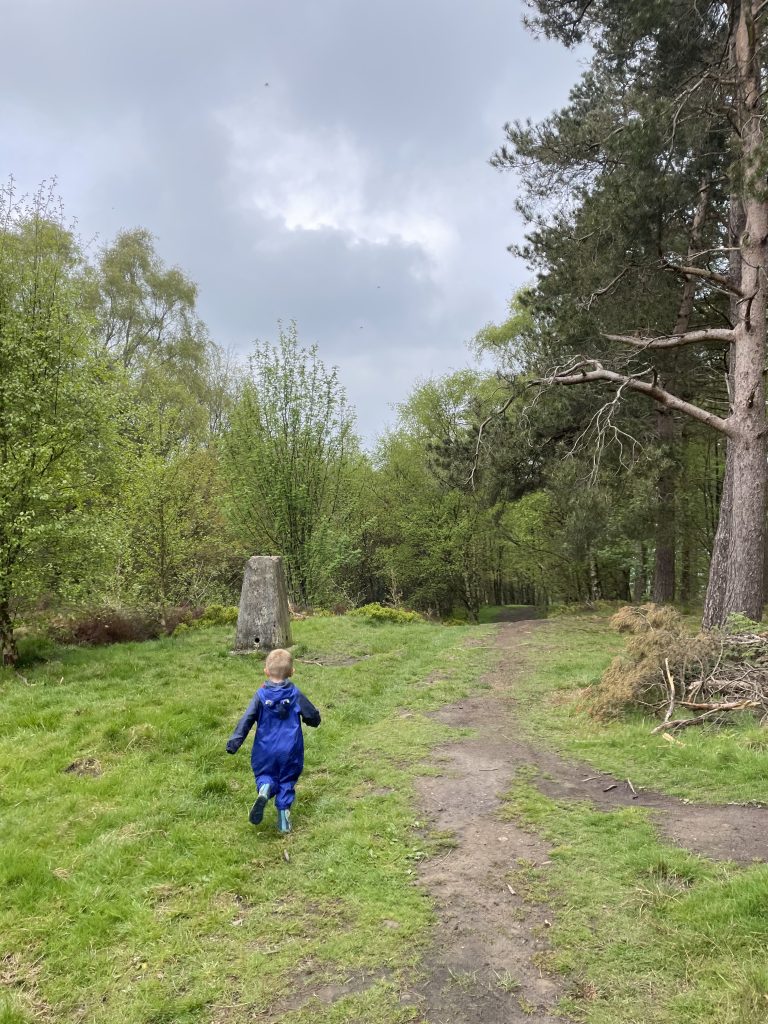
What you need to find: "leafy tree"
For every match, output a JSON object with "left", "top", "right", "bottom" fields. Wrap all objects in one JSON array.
[
  {"left": 222, "top": 324, "right": 359, "bottom": 605},
  {"left": 89, "top": 228, "right": 209, "bottom": 374},
  {"left": 87, "top": 230, "right": 237, "bottom": 611},
  {"left": 0, "top": 184, "right": 121, "bottom": 664}
]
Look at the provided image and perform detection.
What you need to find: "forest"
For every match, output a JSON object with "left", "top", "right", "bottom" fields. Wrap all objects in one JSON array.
[{"left": 2, "top": 0, "right": 767, "bottom": 667}]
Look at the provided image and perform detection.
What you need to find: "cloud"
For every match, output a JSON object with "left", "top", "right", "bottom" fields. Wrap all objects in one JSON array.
[
  {"left": 218, "top": 102, "right": 457, "bottom": 273},
  {"left": 0, "top": 0, "right": 585, "bottom": 441}
]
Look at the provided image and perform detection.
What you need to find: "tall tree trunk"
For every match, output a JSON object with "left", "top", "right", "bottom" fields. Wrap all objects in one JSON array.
[
  {"left": 633, "top": 543, "right": 647, "bottom": 602},
  {"left": 652, "top": 407, "right": 677, "bottom": 603},
  {"left": 703, "top": 192, "right": 744, "bottom": 628},
  {"left": 703, "top": 440, "right": 734, "bottom": 627},
  {"left": 721, "top": 2, "right": 767, "bottom": 623},
  {"left": 0, "top": 593, "right": 17, "bottom": 668}
]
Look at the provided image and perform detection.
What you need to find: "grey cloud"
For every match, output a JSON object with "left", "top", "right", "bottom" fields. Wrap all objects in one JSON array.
[{"left": 0, "top": 0, "right": 583, "bottom": 440}]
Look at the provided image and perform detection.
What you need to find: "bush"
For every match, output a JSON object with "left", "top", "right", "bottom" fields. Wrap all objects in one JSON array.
[
  {"left": 196, "top": 604, "right": 239, "bottom": 627},
  {"left": 589, "top": 604, "right": 719, "bottom": 720},
  {"left": 49, "top": 608, "right": 162, "bottom": 646},
  {"left": 49, "top": 605, "right": 207, "bottom": 646},
  {"left": 348, "top": 603, "right": 424, "bottom": 625},
  {"left": 172, "top": 605, "right": 239, "bottom": 636},
  {"left": 724, "top": 613, "right": 767, "bottom": 636}
]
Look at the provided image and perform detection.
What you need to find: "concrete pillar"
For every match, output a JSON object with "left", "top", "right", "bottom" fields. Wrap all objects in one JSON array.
[{"left": 234, "top": 555, "right": 293, "bottom": 652}]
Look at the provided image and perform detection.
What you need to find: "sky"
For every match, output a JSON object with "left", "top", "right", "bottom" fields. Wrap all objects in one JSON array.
[{"left": 0, "top": 0, "right": 583, "bottom": 442}]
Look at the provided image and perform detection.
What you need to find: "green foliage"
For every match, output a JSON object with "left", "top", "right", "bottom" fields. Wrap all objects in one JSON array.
[
  {"left": 348, "top": 603, "right": 423, "bottom": 625},
  {"left": 0, "top": 183, "right": 123, "bottom": 663},
  {"left": 222, "top": 323, "right": 360, "bottom": 606},
  {"left": 724, "top": 613, "right": 766, "bottom": 636},
  {"left": 173, "top": 604, "right": 239, "bottom": 635}
]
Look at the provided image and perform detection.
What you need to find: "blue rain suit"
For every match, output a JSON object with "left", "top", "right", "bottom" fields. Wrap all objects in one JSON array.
[{"left": 226, "top": 681, "right": 321, "bottom": 809}]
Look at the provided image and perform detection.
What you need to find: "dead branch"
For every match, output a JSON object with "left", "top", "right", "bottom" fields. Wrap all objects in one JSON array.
[
  {"left": 603, "top": 328, "right": 735, "bottom": 349},
  {"left": 530, "top": 360, "right": 734, "bottom": 436},
  {"left": 661, "top": 260, "right": 742, "bottom": 295}
]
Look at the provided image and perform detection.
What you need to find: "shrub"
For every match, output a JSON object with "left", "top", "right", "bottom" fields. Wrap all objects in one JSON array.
[
  {"left": 724, "top": 613, "right": 768, "bottom": 636},
  {"left": 49, "top": 608, "right": 162, "bottom": 645},
  {"left": 162, "top": 606, "right": 205, "bottom": 634},
  {"left": 172, "top": 605, "right": 239, "bottom": 636},
  {"left": 49, "top": 605, "right": 207, "bottom": 646},
  {"left": 589, "top": 604, "right": 719, "bottom": 720},
  {"left": 196, "top": 604, "right": 239, "bottom": 627},
  {"left": 348, "top": 603, "right": 423, "bottom": 625}
]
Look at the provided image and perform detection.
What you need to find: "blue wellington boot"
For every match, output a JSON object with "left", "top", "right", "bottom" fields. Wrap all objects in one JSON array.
[
  {"left": 249, "top": 783, "right": 271, "bottom": 826},
  {"left": 277, "top": 808, "right": 292, "bottom": 834}
]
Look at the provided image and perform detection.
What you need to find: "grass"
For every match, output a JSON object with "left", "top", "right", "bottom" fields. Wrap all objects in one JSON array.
[
  {"left": 512, "top": 614, "right": 768, "bottom": 804},
  {"left": 502, "top": 778, "right": 768, "bottom": 1023},
  {"left": 0, "top": 615, "right": 494, "bottom": 1024},
  {"left": 501, "top": 612, "right": 768, "bottom": 1022}
]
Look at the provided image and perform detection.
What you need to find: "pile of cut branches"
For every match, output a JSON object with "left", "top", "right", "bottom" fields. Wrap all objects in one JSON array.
[{"left": 591, "top": 605, "right": 768, "bottom": 731}]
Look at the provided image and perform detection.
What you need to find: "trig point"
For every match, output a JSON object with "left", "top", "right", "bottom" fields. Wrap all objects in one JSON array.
[{"left": 234, "top": 555, "right": 293, "bottom": 653}]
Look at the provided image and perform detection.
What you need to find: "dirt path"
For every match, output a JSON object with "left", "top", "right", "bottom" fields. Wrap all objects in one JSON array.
[{"left": 410, "top": 619, "right": 768, "bottom": 1024}]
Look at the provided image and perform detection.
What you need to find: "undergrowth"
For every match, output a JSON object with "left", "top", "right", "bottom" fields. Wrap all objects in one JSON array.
[{"left": 512, "top": 615, "right": 768, "bottom": 804}]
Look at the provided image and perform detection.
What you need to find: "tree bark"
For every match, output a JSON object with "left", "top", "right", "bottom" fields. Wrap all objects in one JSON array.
[
  {"left": 0, "top": 594, "right": 18, "bottom": 668},
  {"left": 652, "top": 407, "right": 677, "bottom": 603},
  {"left": 702, "top": 193, "right": 744, "bottom": 628},
  {"left": 703, "top": 438, "right": 734, "bottom": 627},
  {"left": 720, "top": 2, "right": 767, "bottom": 623}
]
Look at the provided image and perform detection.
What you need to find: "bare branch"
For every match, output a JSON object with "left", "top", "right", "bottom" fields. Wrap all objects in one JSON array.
[
  {"left": 531, "top": 360, "right": 735, "bottom": 436},
  {"left": 581, "top": 266, "right": 630, "bottom": 310},
  {"left": 603, "top": 327, "right": 735, "bottom": 349},
  {"left": 566, "top": 380, "right": 643, "bottom": 484},
  {"left": 662, "top": 259, "right": 743, "bottom": 295},
  {"left": 467, "top": 389, "right": 517, "bottom": 490}
]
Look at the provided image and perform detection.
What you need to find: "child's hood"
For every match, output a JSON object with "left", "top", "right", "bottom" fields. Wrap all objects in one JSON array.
[{"left": 260, "top": 680, "right": 298, "bottom": 702}]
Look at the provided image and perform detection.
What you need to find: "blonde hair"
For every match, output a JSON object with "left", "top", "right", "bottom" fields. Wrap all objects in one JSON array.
[{"left": 265, "top": 648, "right": 293, "bottom": 681}]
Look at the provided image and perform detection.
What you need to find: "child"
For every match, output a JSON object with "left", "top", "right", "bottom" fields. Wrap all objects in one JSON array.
[{"left": 226, "top": 648, "right": 321, "bottom": 833}]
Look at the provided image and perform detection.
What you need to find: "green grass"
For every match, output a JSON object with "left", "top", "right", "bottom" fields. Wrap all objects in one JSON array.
[
  {"left": 477, "top": 604, "right": 532, "bottom": 624},
  {"left": 0, "top": 615, "right": 493, "bottom": 1024},
  {"left": 503, "top": 779, "right": 768, "bottom": 1023},
  {"left": 501, "top": 613, "right": 768, "bottom": 1022},
  {"left": 513, "top": 615, "right": 768, "bottom": 804}
]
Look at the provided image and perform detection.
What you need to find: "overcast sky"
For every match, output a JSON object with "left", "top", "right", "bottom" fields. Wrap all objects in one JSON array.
[{"left": 1, "top": 0, "right": 582, "bottom": 442}]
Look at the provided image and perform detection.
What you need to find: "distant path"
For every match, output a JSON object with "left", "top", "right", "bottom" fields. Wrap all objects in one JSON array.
[
  {"left": 487, "top": 605, "right": 544, "bottom": 622},
  {"left": 410, "top": 619, "right": 768, "bottom": 1024}
]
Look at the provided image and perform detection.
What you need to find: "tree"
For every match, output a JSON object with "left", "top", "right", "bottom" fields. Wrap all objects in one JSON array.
[
  {"left": 222, "top": 324, "right": 359, "bottom": 605},
  {"left": 88, "top": 230, "right": 237, "bottom": 611},
  {"left": 493, "top": 1, "right": 768, "bottom": 626},
  {"left": 0, "top": 183, "right": 120, "bottom": 664},
  {"left": 375, "top": 372, "right": 516, "bottom": 618},
  {"left": 89, "top": 228, "right": 208, "bottom": 374}
]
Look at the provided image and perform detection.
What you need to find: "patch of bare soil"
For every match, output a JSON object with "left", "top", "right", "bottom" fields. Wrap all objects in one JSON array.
[
  {"left": 412, "top": 620, "right": 566, "bottom": 1024},
  {"left": 64, "top": 756, "right": 102, "bottom": 777},
  {"left": 297, "top": 654, "right": 371, "bottom": 667},
  {"left": 410, "top": 618, "right": 768, "bottom": 1024},
  {"left": 210, "top": 969, "right": 392, "bottom": 1023}
]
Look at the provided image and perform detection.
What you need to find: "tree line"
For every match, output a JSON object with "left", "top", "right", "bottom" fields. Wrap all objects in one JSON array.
[{"left": 4, "top": 2, "right": 768, "bottom": 663}]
